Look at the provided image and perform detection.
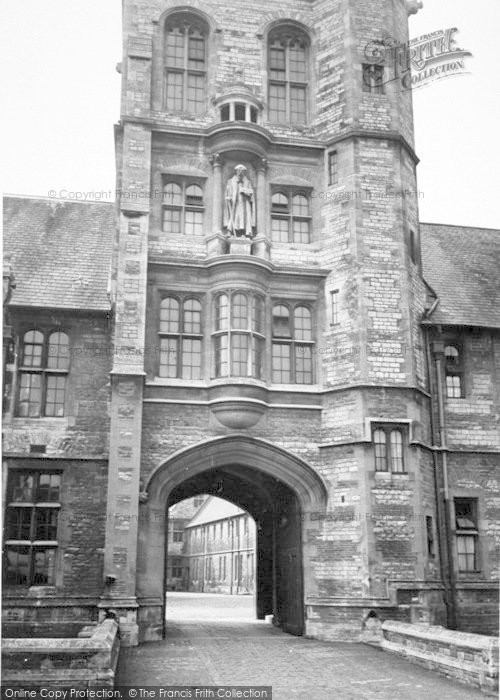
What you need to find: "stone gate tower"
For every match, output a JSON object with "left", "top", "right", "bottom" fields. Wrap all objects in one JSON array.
[{"left": 102, "top": 0, "right": 436, "bottom": 645}]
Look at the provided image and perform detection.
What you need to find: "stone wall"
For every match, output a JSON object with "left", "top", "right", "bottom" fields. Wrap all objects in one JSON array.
[
  {"left": 4, "top": 0, "right": 497, "bottom": 647},
  {"left": 381, "top": 621, "right": 499, "bottom": 695},
  {"left": 2, "top": 458, "right": 108, "bottom": 635},
  {"left": 117, "top": 0, "right": 454, "bottom": 641},
  {"left": 3, "top": 311, "right": 112, "bottom": 458},
  {"left": 2, "top": 619, "right": 120, "bottom": 690},
  {"left": 427, "top": 328, "right": 500, "bottom": 634}
]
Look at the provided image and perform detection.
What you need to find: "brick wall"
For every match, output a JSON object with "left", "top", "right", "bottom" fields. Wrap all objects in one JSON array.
[
  {"left": 444, "top": 331, "right": 500, "bottom": 451},
  {"left": 2, "top": 458, "right": 108, "bottom": 635},
  {"left": 3, "top": 311, "right": 112, "bottom": 458}
]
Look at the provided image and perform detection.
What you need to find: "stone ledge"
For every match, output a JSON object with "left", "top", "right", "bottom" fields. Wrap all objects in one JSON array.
[
  {"left": 2, "top": 619, "right": 120, "bottom": 689},
  {"left": 381, "top": 621, "right": 499, "bottom": 695}
]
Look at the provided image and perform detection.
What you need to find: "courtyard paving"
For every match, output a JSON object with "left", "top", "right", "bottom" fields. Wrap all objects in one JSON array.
[{"left": 116, "top": 593, "right": 485, "bottom": 699}]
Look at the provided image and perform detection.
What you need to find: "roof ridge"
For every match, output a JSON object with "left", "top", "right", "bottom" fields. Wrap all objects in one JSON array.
[
  {"left": 420, "top": 221, "right": 500, "bottom": 232},
  {"left": 3, "top": 193, "right": 115, "bottom": 206}
]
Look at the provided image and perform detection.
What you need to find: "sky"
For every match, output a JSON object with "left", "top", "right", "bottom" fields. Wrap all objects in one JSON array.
[{"left": 1, "top": 0, "right": 499, "bottom": 229}]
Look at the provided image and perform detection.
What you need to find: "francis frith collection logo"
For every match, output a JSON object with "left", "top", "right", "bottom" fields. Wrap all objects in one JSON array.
[{"left": 364, "top": 27, "right": 472, "bottom": 91}]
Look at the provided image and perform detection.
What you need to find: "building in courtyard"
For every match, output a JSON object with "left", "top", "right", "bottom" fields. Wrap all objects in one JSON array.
[
  {"left": 2, "top": 0, "right": 499, "bottom": 646},
  {"left": 166, "top": 495, "right": 207, "bottom": 590},
  {"left": 183, "top": 496, "right": 256, "bottom": 595}
]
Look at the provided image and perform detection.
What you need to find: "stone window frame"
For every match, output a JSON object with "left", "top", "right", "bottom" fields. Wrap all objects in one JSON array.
[
  {"left": 171, "top": 566, "right": 183, "bottom": 578},
  {"left": 15, "top": 327, "right": 70, "bottom": 419},
  {"left": 330, "top": 289, "right": 340, "bottom": 327},
  {"left": 3, "top": 470, "right": 62, "bottom": 587},
  {"left": 362, "top": 63, "right": 385, "bottom": 94},
  {"left": 266, "top": 23, "right": 311, "bottom": 125},
  {"left": 162, "top": 177, "right": 206, "bottom": 236},
  {"left": 191, "top": 558, "right": 199, "bottom": 579},
  {"left": 409, "top": 229, "right": 418, "bottom": 264},
  {"left": 233, "top": 552, "right": 243, "bottom": 581},
  {"left": 212, "top": 290, "right": 266, "bottom": 381},
  {"left": 157, "top": 294, "right": 204, "bottom": 380},
  {"left": 271, "top": 301, "right": 315, "bottom": 385},
  {"left": 372, "top": 424, "right": 407, "bottom": 473},
  {"left": 453, "top": 497, "right": 480, "bottom": 574},
  {"left": 172, "top": 528, "right": 184, "bottom": 543},
  {"left": 425, "top": 515, "right": 436, "bottom": 559},
  {"left": 444, "top": 342, "right": 465, "bottom": 399},
  {"left": 163, "top": 12, "right": 209, "bottom": 114},
  {"left": 328, "top": 151, "right": 338, "bottom": 187},
  {"left": 270, "top": 186, "right": 312, "bottom": 244}
]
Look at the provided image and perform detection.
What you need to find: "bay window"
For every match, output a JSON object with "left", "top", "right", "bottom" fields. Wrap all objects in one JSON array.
[{"left": 213, "top": 292, "right": 265, "bottom": 379}]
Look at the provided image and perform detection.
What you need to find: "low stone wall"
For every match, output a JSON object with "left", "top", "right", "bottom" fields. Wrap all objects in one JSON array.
[
  {"left": 381, "top": 621, "right": 499, "bottom": 695},
  {"left": 1, "top": 619, "right": 119, "bottom": 689}
]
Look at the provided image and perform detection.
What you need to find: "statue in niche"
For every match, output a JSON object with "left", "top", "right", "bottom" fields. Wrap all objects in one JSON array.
[{"left": 224, "top": 165, "right": 256, "bottom": 238}]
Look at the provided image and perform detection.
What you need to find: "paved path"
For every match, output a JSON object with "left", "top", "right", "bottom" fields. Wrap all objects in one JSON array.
[{"left": 116, "top": 593, "right": 484, "bottom": 700}]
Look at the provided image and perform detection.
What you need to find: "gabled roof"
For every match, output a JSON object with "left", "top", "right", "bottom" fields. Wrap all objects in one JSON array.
[
  {"left": 169, "top": 496, "right": 208, "bottom": 520},
  {"left": 421, "top": 223, "right": 500, "bottom": 329},
  {"left": 3, "top": 195, "right": 116, "bottom": 311},
  {"left": 185, "top": 496, "right": 245, "bottom": 528}
]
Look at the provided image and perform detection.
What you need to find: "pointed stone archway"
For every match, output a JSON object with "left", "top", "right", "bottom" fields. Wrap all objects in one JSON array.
[{"left": 136, "top": 435, "right": 327, "bottom": 642}]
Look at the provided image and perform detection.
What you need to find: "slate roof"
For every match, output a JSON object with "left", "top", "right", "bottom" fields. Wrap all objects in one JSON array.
[
  {"left": 421, "top": 223, "right": 500, "bottom": 329},
  {"left": 185, "top": 496, "right": 245, "bottom": 528},
  {"left": 3, "top": 195, "right": 115, "bottom": 311},
  {"left": 3, "top": 197, "right": 499, "bottom": 328}
]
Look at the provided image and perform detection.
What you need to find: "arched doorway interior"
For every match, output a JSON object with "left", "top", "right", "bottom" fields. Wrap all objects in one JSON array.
[
  {"left": 168, "top": 465, "right": 303, "bottom": 634},
  {"left": 136, "top": 436, "right": 327, "bottom": 642}
]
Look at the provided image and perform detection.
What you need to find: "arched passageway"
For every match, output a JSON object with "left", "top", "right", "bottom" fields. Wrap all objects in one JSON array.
[
  {"left": 168, "top": 465, "right": 302, "bottom": 632},
  {"left": 136, "top": 436, "right": 327, "bottom": 642}
]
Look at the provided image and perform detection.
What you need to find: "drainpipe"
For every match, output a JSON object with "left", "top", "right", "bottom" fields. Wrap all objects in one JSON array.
[
  {"left": 230, "top": 518, "right": 234, "bottom": 595},
  {"left": 202, "top": 525, "right": 207, "bottom": 593},
  {"left": 429, "top": 338, "right": 457, "bottom": 629}
]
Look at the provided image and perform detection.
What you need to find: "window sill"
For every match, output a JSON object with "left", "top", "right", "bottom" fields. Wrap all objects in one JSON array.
[
  {"left": 159, "top": 234, "right": 206, "bottom": 241},
  {"left": 210, "top": 377, "right": 268, "bottom": 388},
  {"left": 147, "top": 378, "right": 321, "bottom": 391},
  {"left": 271, "top": 383, "right": 320, "bottom": 392},
  {"left": 5, "top": 540, "right": 58, "bottom": 547},
  {"left": 265, "top": 121, "right": 310, "bottom": 129},
  {"left": 2, "top": 585, "right": 58, "bottom": 594},
  {"left": 10, "top": 417, "right": 69, "bottom": 425},
  {"left": 271, "top": 241, "right": 317, "bottom": 249},
  {"left": 149, "top": 377, "right": 206, "bottom": 388}
]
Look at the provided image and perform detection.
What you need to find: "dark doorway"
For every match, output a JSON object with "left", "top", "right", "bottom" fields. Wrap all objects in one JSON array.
[{"left": 166, "top": 464, "right": 304, "bottom": 636}]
